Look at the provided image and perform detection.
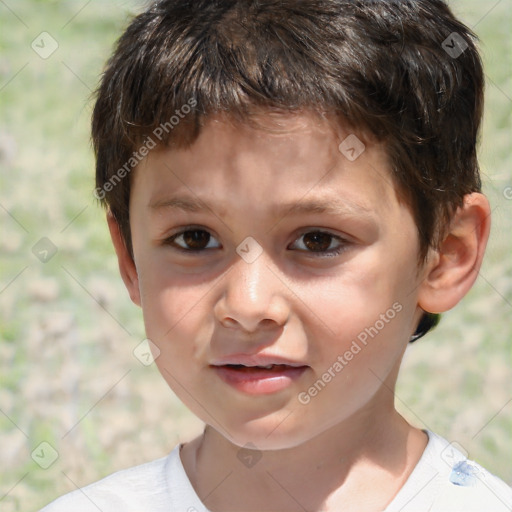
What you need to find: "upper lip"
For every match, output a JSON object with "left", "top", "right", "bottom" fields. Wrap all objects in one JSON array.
[{"left": 211, "top": 353, "right": 308, "bottom": 368}]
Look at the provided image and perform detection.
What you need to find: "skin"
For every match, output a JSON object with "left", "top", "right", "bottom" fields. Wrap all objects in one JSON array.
[{"left": 109, "top": 112, "right": 490, "bottom": 511}]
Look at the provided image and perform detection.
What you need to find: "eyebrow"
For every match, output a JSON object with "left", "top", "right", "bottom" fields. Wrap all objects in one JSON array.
[
  {"left": 281, "top": 199, "right": 373, "bottom": 218},
  {"left": 149, "top": 196, "right": 206, "bottom": 212},
  {"left": 148, "top": 195, "right": 375, "bottom": 219}
]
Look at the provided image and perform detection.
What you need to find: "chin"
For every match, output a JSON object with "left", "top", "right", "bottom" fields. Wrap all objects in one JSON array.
[{"left": 215, "top": 414, "right": 319, "bottom": 451}]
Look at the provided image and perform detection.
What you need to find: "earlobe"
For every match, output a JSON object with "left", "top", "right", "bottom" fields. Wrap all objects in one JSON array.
[
  {"left": 107, "top": 212, "right": 142, "bottom": 307},
  {"left": 418, "top": 193, "right": 491, "bottom": 314}
]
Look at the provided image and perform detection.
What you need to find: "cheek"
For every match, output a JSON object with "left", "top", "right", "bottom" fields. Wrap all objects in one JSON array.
[
  {"left": 298, "top": 255, "right": 417, "bottom": 363},
  {"left": 136, "top": 259, "right": 214, "bottom": 345},
  {"left": 300, "top": 267, "right": 396, "bottom": 331}
]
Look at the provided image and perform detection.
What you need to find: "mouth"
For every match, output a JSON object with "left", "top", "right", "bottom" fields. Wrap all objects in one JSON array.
[
  {"left": 223, "top": 363, "right": 300, "bottom": 371},
  {"left": 211, "top": 363, "right": 309, "bottom": 395}
]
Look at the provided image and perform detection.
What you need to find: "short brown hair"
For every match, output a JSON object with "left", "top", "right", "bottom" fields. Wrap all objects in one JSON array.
[{"left": 92, "top": 0, "right": 484, "bottom": 339}]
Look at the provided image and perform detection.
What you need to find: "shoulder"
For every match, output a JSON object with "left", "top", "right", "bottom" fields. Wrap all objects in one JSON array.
[
  {"left": 434, "top": 461, "right": 512, "bottom": 511},
  {"left": 39, "top": 450, "right": 173, "bottom": 512},
  {"left": 428, "top": 431, "right": 512, "bottom": 512},
  {"left": 387, "top": 431, "right": 512, "bottom": 512}
]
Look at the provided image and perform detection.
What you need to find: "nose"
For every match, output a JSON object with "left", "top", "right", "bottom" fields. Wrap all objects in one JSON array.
[{"left": 213, "top": 253, "right": 290, "bottom": 333}]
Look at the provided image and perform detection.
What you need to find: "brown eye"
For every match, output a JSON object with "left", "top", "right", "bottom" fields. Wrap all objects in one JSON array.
[
  {"left": 170, "top": 229, "right": 220, "bottom": 251},
  {"left": 289, "top": 230, "right": 346, "bottom": 256},
  {"left": 302, "top": 232, "right": 335, "bottom": 252}
]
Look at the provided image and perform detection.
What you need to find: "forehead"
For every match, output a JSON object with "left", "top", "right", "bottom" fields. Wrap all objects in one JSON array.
[{"left": 132, "top": 112, "right": 401, "bottom": 220}]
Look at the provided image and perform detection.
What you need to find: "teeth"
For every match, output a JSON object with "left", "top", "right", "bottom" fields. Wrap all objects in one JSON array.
[{"left": 224, "top": 363, "right": 279, "bottom": 369}]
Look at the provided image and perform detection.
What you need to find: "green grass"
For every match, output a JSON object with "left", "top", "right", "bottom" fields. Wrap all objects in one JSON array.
[{"left": 0, "top": 1, "right": 511, "bottom": 510}]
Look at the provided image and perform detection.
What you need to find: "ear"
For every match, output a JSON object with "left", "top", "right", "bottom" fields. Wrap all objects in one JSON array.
[
  {"left": 107, "top": 212, "right": 141, "bottom": 307},
  {"left": 418, "top": 193, "right": 491, "bottom": 314}
]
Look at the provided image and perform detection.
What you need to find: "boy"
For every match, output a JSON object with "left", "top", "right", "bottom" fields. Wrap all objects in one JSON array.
[{"left": 42, "top": 0, "right": 512, "bottom": 510}]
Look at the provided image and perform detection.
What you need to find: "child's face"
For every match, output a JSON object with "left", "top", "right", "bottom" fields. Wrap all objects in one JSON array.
[{"left": 128, "top": 112, "right": 427, "bottom": 449}]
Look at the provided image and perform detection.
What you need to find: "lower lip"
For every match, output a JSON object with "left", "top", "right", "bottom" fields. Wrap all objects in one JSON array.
[{"left": 212, "top": 365, "right": 308, "bottom": 395}]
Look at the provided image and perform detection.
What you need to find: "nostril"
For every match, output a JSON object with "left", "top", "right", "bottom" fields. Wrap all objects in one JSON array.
[
  {"left": 221, "top": 317, "right": 238, "bottom": 329},
  {"left": 220, "top": 317, "right": 283, "bottom": 334},
  {"left": 260, "top": 319, "right": 275, "bottom": 328}
]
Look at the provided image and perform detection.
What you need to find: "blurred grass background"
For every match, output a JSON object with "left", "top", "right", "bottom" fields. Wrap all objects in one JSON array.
[{"left": 0, "top": 0, "right": 510, "bottom": 510}]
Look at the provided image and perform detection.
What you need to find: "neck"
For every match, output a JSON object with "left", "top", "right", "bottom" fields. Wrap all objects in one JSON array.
[{"left": 180, "top": 393, "right": 428, "bottom": 512}]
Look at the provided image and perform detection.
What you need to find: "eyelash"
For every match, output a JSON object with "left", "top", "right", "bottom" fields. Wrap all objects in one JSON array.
[{"left": 164, "top": 227, "right": 349, "bottom": 257}]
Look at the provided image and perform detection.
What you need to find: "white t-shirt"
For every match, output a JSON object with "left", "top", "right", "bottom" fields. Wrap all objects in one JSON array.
[{"left": 40, "top": 431, "right": 512, "bottom": 512}]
